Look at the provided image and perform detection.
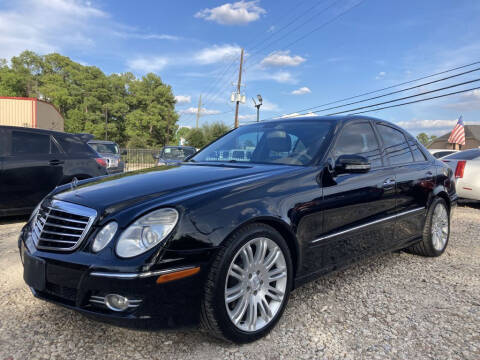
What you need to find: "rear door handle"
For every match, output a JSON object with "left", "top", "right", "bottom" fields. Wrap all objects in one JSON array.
[{"left": 49, "top": 159, "right": 64, "bottom": 166}]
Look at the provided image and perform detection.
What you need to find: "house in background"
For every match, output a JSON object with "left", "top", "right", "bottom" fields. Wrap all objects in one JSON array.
[
  {"left": 0, "top": 96, "right": 64, "bottom": 132},
  {"left": 428, "top": 125, "right": 480, "bottom": 150}
]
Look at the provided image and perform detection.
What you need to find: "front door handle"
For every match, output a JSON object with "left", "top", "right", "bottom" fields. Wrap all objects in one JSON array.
[
  {"left": 383, "top": 178, "right": 396, "bottom": 188},
  {"left": 425, "top": 171, "right": 434, "bottom": 180},
  {"left": 49, "top": 159, "right": 64, "bottom": 166}
]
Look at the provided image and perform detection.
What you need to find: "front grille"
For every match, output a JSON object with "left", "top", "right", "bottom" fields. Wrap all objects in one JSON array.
[{"left": 32, "top": 200, "right": 97, "bottom": 252}]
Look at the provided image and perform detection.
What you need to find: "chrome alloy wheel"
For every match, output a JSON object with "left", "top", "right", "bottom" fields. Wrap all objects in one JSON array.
[
  {"left": 224, "top": 237, "right": 287, "bottom": 332},
  {"left": 431, "top": 202, "right": 449, "bottom": 251}
]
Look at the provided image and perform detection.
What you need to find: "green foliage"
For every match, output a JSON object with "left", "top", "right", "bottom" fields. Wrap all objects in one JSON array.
[
  {"left": 416, "top": 132, "right": 437, "bottom": 146},
  {"left": 182, "top": 121, "right": 230, "bottom": 148},
  {"left": 185, "top": 128, "right": 206, "bottom": 148},
  {"left": 0, "top": 51, "right": 178, "bottom": 147}
]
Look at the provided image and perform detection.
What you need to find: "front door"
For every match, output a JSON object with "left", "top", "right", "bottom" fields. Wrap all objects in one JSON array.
[{"left": 307, "top": 121, "right": 397, "bottom": 274}]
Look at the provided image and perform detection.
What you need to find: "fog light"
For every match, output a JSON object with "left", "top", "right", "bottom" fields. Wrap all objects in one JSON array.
[{"left": 105, "top": 294, "right": 129, "bottom": 311}]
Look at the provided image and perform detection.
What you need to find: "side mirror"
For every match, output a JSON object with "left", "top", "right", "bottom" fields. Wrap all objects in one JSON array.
[
  {"left": 335, "top": 154, "right": 371, "bottom": 174},
  {"left": 152, "top": 153, "right": 159, "bottom": 160},
  {"left": 121, "top": 149, "right": 127, "bottom": 155}
]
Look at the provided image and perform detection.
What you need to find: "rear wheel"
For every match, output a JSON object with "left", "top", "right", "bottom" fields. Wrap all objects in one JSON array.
[
  {"left": 407, "top": 197, "right": 450, "bottom": 257},
  {"left": 200, "top": 223, "right": 292, "bottom": 343}
]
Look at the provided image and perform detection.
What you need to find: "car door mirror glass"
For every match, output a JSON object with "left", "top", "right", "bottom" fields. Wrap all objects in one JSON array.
[{"left": 335, "top": 154, "right": 371, "bottom": 174}]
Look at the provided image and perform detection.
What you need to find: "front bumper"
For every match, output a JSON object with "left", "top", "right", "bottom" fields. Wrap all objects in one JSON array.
[{"left": 19, "top": 231, "right": 208, "bottom": 329}]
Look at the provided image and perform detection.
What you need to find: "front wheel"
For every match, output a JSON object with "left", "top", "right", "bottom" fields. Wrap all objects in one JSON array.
[
  {"left": 200, "top": 223, "right": 293, "bottom": 343},
  {"left": 407, "top": 197, "right": 450, "bottom": 257}
]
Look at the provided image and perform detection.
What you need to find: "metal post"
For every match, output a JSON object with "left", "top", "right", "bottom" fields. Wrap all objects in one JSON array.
[{"left": 234, "top": 48, "right": 244, "bottom": 129}]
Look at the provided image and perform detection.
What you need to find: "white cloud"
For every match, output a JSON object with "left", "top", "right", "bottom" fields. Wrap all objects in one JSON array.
[
  {"left": 396, "top": 119, "right": 459, "bottom": 130},
  {"left": 260, "top": 51, "right": 306, "bottom": 67},
  {"left": 441, "top": 89, "right": 480, "bottom": 111},
  {"left": 291, "top": 87, "right": 311, "bottom": 95},
  {"left": 238, "top": 114, "right": 256, "bottom": 120},
  {"left": 375, "top": 71, "right": 387, "bottom": 80},
  {"left": 269, "top": 71, "right": 297, "bottom": 84},
  {"left": 280, "top": 112, "right": 317, "bottom": 118},
  {"left": 127, "top": 56, "right": 168, "bottom": 72},
  {"left": 175, "top": 95, "right": 191, "bottom": 104},
  {"left": 195, "top": 1, "right": 266, "bottom": 25},
  {"left": 250, "top": 99, "right": 279, "bottom": 112},
  {"left": 181, "top": 107, "right": 221, "bottom": 115},
  {"left": 194, "top": 44, "right": 242, "bottom": 64},
  {"left": 0, "top": 0, "right": 181, "bottom": 61}
]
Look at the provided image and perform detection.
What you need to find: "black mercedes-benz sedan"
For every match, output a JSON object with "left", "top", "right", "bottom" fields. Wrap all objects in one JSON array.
[{"left": 19, "top": 116, "right": 457, "bottom": 343}]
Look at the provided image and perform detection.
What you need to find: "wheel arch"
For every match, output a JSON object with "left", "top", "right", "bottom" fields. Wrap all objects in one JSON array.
[{"left": 223, "top": 216, "right": 300, "bottom": 284}]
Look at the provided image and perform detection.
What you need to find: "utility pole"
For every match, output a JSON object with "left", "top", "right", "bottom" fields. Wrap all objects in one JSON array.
[
  {"left": 104, "top": 104, "right": 108, "bottom": 140},
  {"left": 234, "top": 48, "right": 244, "bottom": 129},
  {"left": 196, "top": 94, "right": 202, "bottom": 129}
]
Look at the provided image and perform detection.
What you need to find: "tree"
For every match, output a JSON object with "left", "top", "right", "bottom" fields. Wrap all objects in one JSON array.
[
  {"left": 185, "top": 128, "right": 206, "bottom": 148},
  {"left": 416, "top": 133, "right": 437, "bottom": 146},
  {"left": 202, "top": 121, "right": 230, "bottom": 144},
  {"left": 0, "top": 51, "right": 179, "bottom": 148}
]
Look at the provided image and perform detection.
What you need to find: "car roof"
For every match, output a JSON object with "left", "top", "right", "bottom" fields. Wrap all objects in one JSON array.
[
  {"left": 164, "top": 145, "right": 195, "bottom": 149},
  {"left": 250, "top": 115, "right": 408, "bottom": 134},
  {"left": 0, "top": 125, "right": 77, "bottom": 137}
]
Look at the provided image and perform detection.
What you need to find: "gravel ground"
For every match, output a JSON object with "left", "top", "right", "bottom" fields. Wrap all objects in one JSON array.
[{"left": 0, "top": 205, "right": 479, "bottom": 360}]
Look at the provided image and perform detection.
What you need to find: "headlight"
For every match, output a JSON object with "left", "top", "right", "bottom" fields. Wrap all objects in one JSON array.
[
  {"left": 92, "top": 222, "right": 118, "bottom": 253},
  {"left": 116, "top": 208, "right": 179, "bottom": 258}
]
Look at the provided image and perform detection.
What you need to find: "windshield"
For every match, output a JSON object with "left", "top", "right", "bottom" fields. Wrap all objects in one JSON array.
[
  {"left": 191, "top": 120, "right": 334, "bottom": 166},
  {"left": 89, "top": 143, "right": 119, "bottom": 154},
  {"left": 161, "top": 147, "right": 196, "bottom": 160}
]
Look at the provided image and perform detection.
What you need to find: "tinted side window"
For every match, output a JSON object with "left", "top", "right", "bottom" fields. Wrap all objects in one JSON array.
[
  {"left": 12, "top": 131, "right": 50, "bottom": 155},
  {"left": 333, "top": 122, "right": 382, "bottom": 167},
  {"left": 57, "top": 136, "right": 95, "bottom": 155},
  {"left": 377, "top": 125, "right": 413, "bottom": 165},
  {"left": 408, "top": 140, "right": 427, "bottom": 162}
]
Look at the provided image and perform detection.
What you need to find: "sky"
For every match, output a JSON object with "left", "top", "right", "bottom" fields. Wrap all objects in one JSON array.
[{"left": 1, "top": 0, "right": 480, "bottom": 135}]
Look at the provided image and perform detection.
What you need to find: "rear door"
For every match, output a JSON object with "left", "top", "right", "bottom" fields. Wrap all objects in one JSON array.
[
  {"left": 376, "top": 123, "right": 432, "bottom": 244},
  {"left": 313, "top": 120, "right": 397, "bottom": 270},
  {"left": 1, "top": 129, "right": 64, "bottom": 213},
  {"left": 0, "top": 128, "right": 7, "bottom": 214}
]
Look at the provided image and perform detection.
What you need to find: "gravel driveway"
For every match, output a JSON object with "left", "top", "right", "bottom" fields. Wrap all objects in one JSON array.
[{"left": 1, "top": 205, "right": 479, "bottom": 360}]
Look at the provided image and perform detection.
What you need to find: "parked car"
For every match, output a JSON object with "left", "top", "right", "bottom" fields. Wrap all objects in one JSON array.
[
  {"left": 0, "top": 126, "right": 108, "bottom": 217},
  {"left": 88, "top": 140, "right": 125, "bottom": 174},
  {"left": 442, "top": 148, "right": 480, "bottom": 201},
  {"left": 154, "top": 145, "right": 196, "bottom": 165},
  {"left": 19, "top": 116, "right": 456, "bottom": 343},
  {"left": 428, "top": 149, "right": 459, "bottom": 159}
]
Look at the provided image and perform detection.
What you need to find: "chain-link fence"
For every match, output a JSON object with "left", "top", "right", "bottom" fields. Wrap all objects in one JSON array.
[{"left": 121, "top": 148, "right": 160, "bottom": 172}]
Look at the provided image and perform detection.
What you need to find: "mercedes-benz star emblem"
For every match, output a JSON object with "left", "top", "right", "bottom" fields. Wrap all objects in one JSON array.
[{"left": 70, "top": 177, "right": 79, "bottom": 190}]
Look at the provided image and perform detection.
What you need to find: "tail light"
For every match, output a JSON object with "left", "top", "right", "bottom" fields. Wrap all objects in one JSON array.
[
  {"left": 454, "top": 160, "right": 466, "bottom": 178},
  {"left": 95, "top": 158, "right": 107, "bottom": 167}
]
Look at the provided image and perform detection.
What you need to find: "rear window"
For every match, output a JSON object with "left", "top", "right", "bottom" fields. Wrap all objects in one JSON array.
[
  {"left": 443, "top": 149, "right": 480, "bottom": 160},
  {"left": 57, "top": 135, "right": 96, "bottom": 155}
]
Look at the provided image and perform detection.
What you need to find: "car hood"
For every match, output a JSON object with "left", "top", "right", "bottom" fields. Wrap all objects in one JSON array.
[{"left": 52, "top": 163, "right": 294, "bottom": 212}]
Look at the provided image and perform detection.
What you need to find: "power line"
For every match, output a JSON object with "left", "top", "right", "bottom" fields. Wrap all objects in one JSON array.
[
  {"left": 244, "top": 0, "right": 364, "bottom": 72},
  {"left": 322, "top": 78, "right": 480, "bottom": 116},
  {"left": 294, "top": 66, "right": 480, "bottom": 115},
  {"left": 351, "top": 86, "right": 480, "bottom": 115},
  {"left": 273, "top": 60, "right": 480, "bottom": 118}
]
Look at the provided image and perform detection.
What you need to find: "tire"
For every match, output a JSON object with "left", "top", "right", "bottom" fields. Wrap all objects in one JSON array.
[
  {"left": 200, "top": 223, "right": 293, "bottom": 343},
  {"left": 407, "top": 197, "right": 450, "bottom": 257}
]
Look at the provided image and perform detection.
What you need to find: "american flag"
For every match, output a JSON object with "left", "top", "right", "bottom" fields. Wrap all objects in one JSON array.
[{"left": 448, "top": 116, "right": 466, "bottom": 146}]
